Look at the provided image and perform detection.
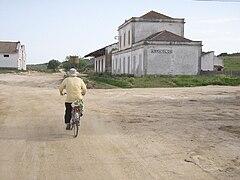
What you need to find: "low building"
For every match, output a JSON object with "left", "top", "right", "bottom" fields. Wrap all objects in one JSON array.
[
  {"left": 0, "top": 41, "right": 26, "bottom": 70},
  {"left": 84, "top": 43, "right": 117, "bottom": 73},
  {"left": 201, "top": 52, "right": 224, "bottom": 71}
]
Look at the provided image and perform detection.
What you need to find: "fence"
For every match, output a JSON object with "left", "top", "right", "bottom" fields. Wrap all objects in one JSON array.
[{"left": 200, "top": 71, "right": 240, "bottom": 76}]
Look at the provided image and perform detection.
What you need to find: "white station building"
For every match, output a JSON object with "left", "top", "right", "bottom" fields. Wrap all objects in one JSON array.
[
  {"left": 0, "top": 41, "right": 26, "bottom": 70},
  {"left": 85, "top": 11, "right": 223, "bottom": 75}
]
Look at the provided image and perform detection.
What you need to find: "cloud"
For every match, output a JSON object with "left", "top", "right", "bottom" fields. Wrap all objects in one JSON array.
[
  {"left": 194, "top": 0, "right": 240, "bottom": 2},
  {"left": 200, "top": 18, "right": 240, "bottom": 23},
  {"left": 188, "top": 17, "right": 240, "bottom": 24},
  {"left": 217, "top": 37, "right": 240, "bottom": 42}
]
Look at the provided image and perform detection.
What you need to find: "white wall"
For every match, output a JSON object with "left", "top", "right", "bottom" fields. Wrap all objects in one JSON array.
[
  {"left": 19, "top": 45, "right": 26, "bottom": 70},
  {"left": 214, "top": 56, "right": 223, "bottom": 67},
  {"left": 134, "top": 21, "right": 184, "bottom": 43},
  {"left": 118, "top": 20, "right": 184, "bottom": 52},
  {"left": 0, "top": 53, "right": 18, "bottom": 69},
  {"left": 201, "top": 52, "right": 214, "bottom": 71},
  {"left": 113, "top": 42, "right": 202, "bottom": 76},
  {"left": 118, "top": 23, "right": 132, "bottom": 51},
  {"left": 105, "top": 43, "right": 118, "bottom": 72},
  {"left": 112, "top": 48, "right": 145, "bottom": 76},
  {"left": 146, "top": 44, "right": 201, "bottom": 75},
  {"left": 112, "top": 51, "right": 132, "bottom": 74},
  {"left": 132, "top": 48, "right": 144, "bottom": 76}
]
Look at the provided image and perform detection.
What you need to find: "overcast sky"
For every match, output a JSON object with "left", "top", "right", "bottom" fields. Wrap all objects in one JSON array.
[{"left": 0, "top": 0, "right": 239, "bottom": 64}]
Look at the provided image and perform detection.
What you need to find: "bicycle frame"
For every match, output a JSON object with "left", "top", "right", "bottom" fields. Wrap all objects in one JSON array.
[{"left": 67, "top": 99, "right": 83, "bottom": 137}]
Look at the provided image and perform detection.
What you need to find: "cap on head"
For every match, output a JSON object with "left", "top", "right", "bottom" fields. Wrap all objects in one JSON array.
[{"left": 69, "top": 68, "right": 78, "bottom": 77}]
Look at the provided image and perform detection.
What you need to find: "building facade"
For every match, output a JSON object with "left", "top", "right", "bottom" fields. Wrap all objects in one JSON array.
[
  {"left": 85, "top": 10, "right": 222, "bottom": 75},
  {"left": 112, "top": 30, "right": 202, "bottom": 76},
  {"left": 0, "top": 41, "right": 26, "bottom": 70},
  {"left": 112, "top": 11, "right": 203, "bottom": 76}
]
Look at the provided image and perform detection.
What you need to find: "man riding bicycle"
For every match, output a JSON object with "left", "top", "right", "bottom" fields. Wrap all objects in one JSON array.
[{"left": 59, "top": 68, "right": 87, "bottom": 130}]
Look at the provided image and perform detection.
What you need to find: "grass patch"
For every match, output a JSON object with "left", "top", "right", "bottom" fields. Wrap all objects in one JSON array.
[
  {"left": 27, "top": 63, "right": 57, "bottom": 73},
  {"left": 172, "top": 75, "right": 240, "bottom": 87},
  {"left": 221, "top": 56, "right": 240, "bottom": 71},
  {"left": 87, "top": 74, "right": 240, "bottom": 89},
  {"left": 0, "top": 69, "right": 16, "bottom": 74},
  {"left": 130, "top": 76, "right": 177, "bottom": 88},
  {"left": 89, "top": 74, "right": 133, "bottom": 88},
  {"left": 0, "top": 68, "right": 28, "bottom": 74},
  {"left": 172, "top": 76, "right": 209, "bottom": 87}
]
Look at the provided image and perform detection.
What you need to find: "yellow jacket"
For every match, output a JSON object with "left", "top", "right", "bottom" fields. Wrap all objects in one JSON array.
[{"left": 59, "top": 77, "right": 87, "bottom": 103}]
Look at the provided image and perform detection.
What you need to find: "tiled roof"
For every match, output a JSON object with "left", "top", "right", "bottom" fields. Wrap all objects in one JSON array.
[
  {"left": 84, "top": 47, "right": 105, "bottom": 58},
  {"left": 0, "top": 41, "right": 19, "bottom": 53},
  {"left": 84, "top": 43, "right": 117, "bottom": 58},
  {"left": 145, "top": 30, "right": 192, "bottom": 42},
  {"left": 140, "top": 10, "right": 173, "bottom": 19},
  {"left": 202, "top": 51, "right": 214, "bottom": 55}
]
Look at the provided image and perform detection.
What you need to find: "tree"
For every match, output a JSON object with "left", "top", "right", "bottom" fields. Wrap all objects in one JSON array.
[
  {"left": 62, "top": 60, "right": 72, "bottom": 70},
  {"left": 47, "top": 59, "right": 60, "bottom": 69},
  {"left": 217, "top": 53, "right": 228, "bottom": 57},
  {"left": 78, "top": 59, "right": 87, "bottom": 71}
]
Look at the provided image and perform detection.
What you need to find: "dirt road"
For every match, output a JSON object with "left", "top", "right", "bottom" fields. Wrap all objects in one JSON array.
[{"left": 0, "top": 72, "right": 239, "bottom": 180}]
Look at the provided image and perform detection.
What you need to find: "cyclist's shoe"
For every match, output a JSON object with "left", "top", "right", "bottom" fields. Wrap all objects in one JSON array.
[{"left": 66, "top": 123, "right": 71, "bottom": 130}]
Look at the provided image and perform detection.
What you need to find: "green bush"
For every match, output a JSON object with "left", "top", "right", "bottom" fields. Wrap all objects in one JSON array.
[
  {"left": 47, "top": 59, "right": 60, "bottom": 70},
  {"left": 62, "top": 61, "right": 72, "bottom": 71}
]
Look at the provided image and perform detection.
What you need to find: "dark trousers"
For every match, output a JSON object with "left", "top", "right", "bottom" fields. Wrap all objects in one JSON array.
[{"left": 65, "top": 103, "right": 72, "bottom": 124}]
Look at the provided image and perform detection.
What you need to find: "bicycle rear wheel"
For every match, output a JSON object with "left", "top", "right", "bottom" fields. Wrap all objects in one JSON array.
[
  {"left": 73, "top": 122, "right": 79, "bottom": 137},
  {"left": 72, "top": 111, "right": 80, "bottom": 137}
]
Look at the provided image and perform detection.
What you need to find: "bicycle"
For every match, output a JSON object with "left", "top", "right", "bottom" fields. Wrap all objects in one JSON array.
[{"left": 70, "top": 100, "right": 83, "bottom": 137}]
